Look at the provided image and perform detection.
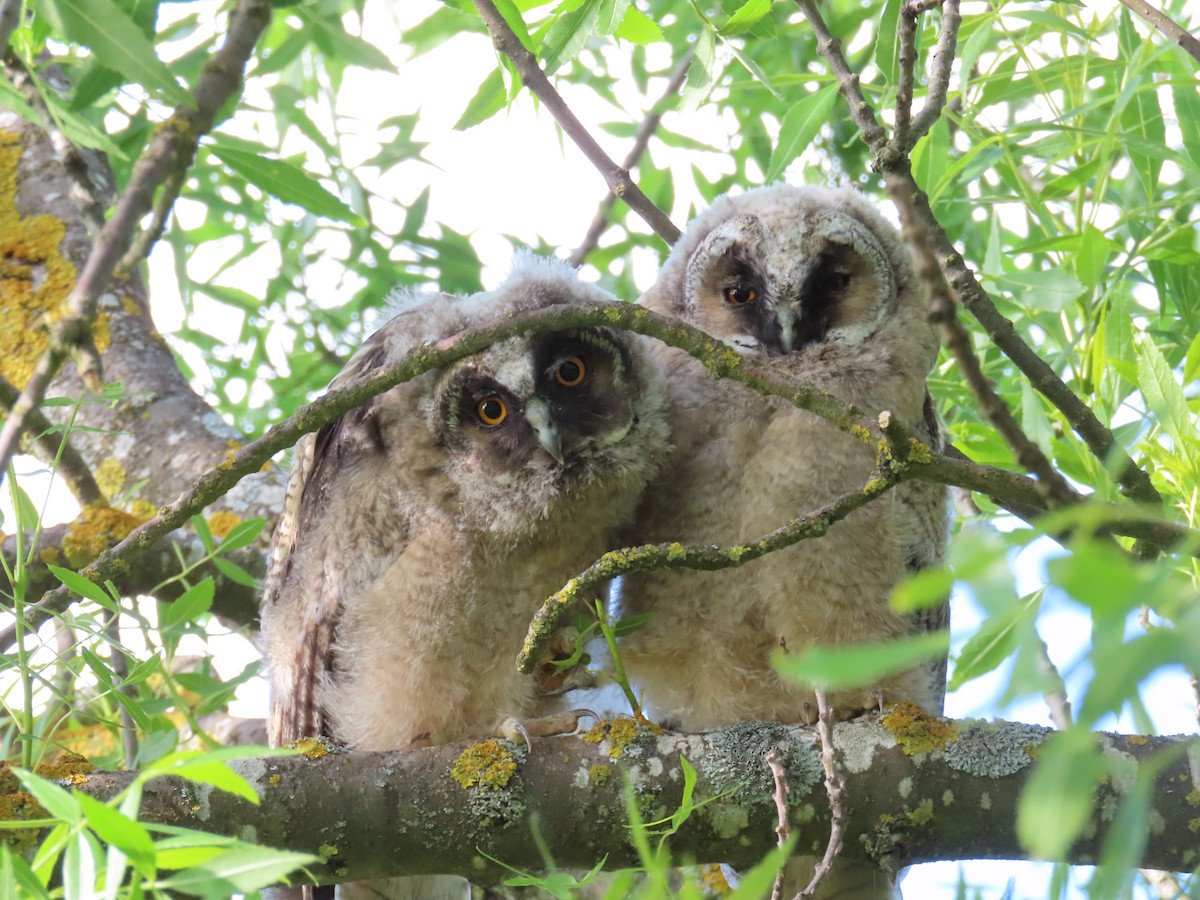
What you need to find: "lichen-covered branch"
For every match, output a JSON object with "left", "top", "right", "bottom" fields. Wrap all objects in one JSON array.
[
  {"left": 0, "top": 0, "right": 273, "bottom": 483},
  {"left": 470, "top": 0, "right": 681, "bottom": 246},
  {"left": 22, "top": 717, "right": 1198, "bottom": 886},
  {"left": 570, "top": 47, "right": 694, "bottom": 267}
]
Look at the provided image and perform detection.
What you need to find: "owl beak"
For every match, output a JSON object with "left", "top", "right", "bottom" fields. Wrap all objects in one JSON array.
[
  {"left": 776, "top": 307, "right": 798, "bottom": 354},
  {"left": 524, "top": 399, "right": 566, "bottom": 466}
]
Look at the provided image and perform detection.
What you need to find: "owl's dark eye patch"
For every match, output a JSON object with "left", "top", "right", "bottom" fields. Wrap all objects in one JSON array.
[{"left": 816, "top": 271, "right": 852, "bottom": 294}]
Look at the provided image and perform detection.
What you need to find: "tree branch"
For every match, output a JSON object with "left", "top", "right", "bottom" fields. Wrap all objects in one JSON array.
[
  {"left": 1116, "top": 0, "right": 1200, "bottom": 64},
  {"left": 570, "top": 47, "right": 694, "bottom": 267},
  {"left": 907, "top": 0, "right": 960, "bottom": 149},
  {"left": 0, "top": 0, "right": 273, "bottom": 483},
  {"left": 6, "top": 302, "right": 1194, "bottom": 652},
  {"left": 28, "top": 718, "right": 1199, "bottom": 886},
  {"left": 0, "top": 375, "right": 104, "bottom": 507},
  {"left": 885, "top": 176, "right": 1077, "bottom": 507},
  {"left": 794, "top": 0, "right": 1164, "bottom": 515},
  {"left": 469, "top": 0, "right": 681, "bottom": 246}
]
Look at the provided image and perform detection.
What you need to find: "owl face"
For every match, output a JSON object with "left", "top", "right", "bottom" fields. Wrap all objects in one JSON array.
[
  {"left": 652, "top": 185, "right": 915, "bottom": 359},
  {"left": 433, "top": 327, "right": 640, "bottom": 484},
  {"left": 312, "top": 253, "right": 666, "bottom": 537}
]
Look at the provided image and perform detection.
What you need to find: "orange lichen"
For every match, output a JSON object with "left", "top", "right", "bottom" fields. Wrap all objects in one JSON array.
[
  {"left": 581, "top": 716, "right": 656, "bottom": 759},
  {"left": 451, "top": 739, "right": 517, "bottom": 791},
  {"left": 588, "top": 763, "right": 612, "bottom": 785},
  {"left": 34, "top": 751, "right": 95, "bottom": 784},
  {"left": 129, "top": 499, "right": 157, "bottom": 521},
  {"left": 291, "top": 737, "right": 334, "bottom": 759},
  {"left": 697, "top": 863, "right": 734, "bottom": 895},
  {"left": 0, "top": 128, "right": 97, "bottom": 389},
  {"left": 1127, "top": 735, "right": 1149, "bottom": 746},
  {"left": 61, "top": 505, "right": 145, "bottom": 568},
  {"left": 882, "top": 701, "right": 957, "bottom": 755},
  {"left": 207, "top": 510, "right": 241, "bottom": 539},
  {"left": 93, "top": 458, "right": 126, "bottom": 499},
  {"left": 268, "top": 773, "right": 281, "bottom": 788},
  {"left": 39, "top": 546, "right": 61, "bottom": 566}
]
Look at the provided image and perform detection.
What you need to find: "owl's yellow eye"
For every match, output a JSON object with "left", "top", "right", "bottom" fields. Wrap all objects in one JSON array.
[
  {"left": 723, "top": 284, "right": 757, "bottom": 305},
  {"left": 477, "top": 395, "right": 507, "bottom": 426},
  {"left": 554, "top": 355, "right": 587, "bottom": 387}
]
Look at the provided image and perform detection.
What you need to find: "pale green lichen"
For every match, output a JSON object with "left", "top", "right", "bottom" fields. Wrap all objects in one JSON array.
[{"left": 943, "top": 720, "right": 1051, "bottom": 778}]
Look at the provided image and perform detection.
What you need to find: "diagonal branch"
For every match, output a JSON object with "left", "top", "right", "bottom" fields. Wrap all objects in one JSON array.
[
  {"left": 884, "top": 176, "right": 1077, "bottom": 507},
  {"left": 570, "top": 47, "right": 695, "bottom": 266},
  {"left": 1117, "top": 0, "right": 1200, "bottom": 64},
  {"left": 794, "top": 0, "right": 1164, "bottom": 515},
  {"left": 469, "top": 0, "right": 681, "bottom": 246},
  {"left": 907, "top": 0, "right": 961, "bottom": 148},
  {"left": 0, "top": 0, "right": 273, "bottom": 486},
  {"left": 0, "top": 376, "right": 104, "bottom": 507}
]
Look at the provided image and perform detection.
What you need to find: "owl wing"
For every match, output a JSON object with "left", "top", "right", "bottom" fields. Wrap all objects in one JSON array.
[
  {"left": 897, "top": 390, "right": 951, "bottom": 712},
  {"left": 262, "top": 333, "right": 411, "bottom": 747}
]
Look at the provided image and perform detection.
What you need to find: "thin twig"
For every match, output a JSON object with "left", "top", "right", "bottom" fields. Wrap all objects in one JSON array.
[
  {"left": 1034, "top": 638, "right": 1073, "bottom": 730},
  {"left": 113, "top": 165, "right": 189, "bottom": 279},
  {"left": 907, "top": 0, "right": 960, "bottom": 148},
  {"left": 570, "top": 47, "right": 694, "bottom": 266},
  {"left": 799, "top": 688, "right": 846, "bottom": 899},
  {"left": 470, "top": 0, "right": 681, "bottom": 246},
  {"left": 0, "top": 376, "right": 105, "bottom": 507},
  {"left": 893, "top": 0, "right": 922, "bottom": 152},
  {"left": 795, "top": 0, "right": 1164, "bottom": 514},
  {"left": 0, "top": 0, "right": 273, "bottom": 485},
  {"left": 765, "top": 747, "right": 790, "bottom": 900},
  {"left": 1117, "top": 0, "right": 1200, "bottom": 64},
  {"left": 885, "top": 176, "right": 1077, "bottom": 507}
]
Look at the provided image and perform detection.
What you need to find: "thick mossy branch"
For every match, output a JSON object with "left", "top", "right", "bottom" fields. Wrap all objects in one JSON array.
[{"left": 23, "top": 719, "right": 1199, "bottom": 885}]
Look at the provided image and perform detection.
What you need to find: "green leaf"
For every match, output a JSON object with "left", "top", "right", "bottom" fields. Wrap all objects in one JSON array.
[
  {"left": 30, "top": 0, "right": 190, "bottom": 106},
  {"left": 1134, "top": 331, "right": 1191, "bottom": 445},
  {"left": 948, "top": 592, "right": 1040, "bottom": 691},
  {"left": 13, "top": 771, "right": 82, "bottom": 823},
  {"left": 207, "top": 143, "right": 364, "bottom": 225},
  {"left": 159, "top": 847, "right": 318, "bottom": 896},
  {"left": 764, "top": 83, "right": 837, "bottom": 182},
  {"left": 613, "top": 5, "right": 662, "bottom": 43},
  {"left": 772, "top": 630, "right": 950, "bottom": 689},
  {"left": 75, "top": 793, "right": 156, "bottom": 875},
  {"left": 1170, "top": 57, "right": 1200, "bottom": 167},
  {"left": 719, "top": 0, "right": 772, "bottom": 36},
  {"left": 454, "top": 68, "right": 508, "bottom": 131},
  {"left": 215, "top": 517, "right": 265, "bottom": 553},
  {"left": 596, "top": 0, "right": 629, "bottom": 35},
  {"left": 298, "top": 9, "right": 393, "bottom": 71},
  {"left": 873, "top": 0, "right": 902, "bottom": 85},
  {"left": 727, "top": 836, "right": 796, "bottom": 899},
  {"left": 158, "top": 578, "right": 214, "bottom": 632},
  {"left": 212, "top": 556, "right": 260, "bottom": 588},
  {"left": 542, "top": 0, "right": 600, "bottom": 76},
  {"left": 0, "top": 846, "right": 48, "bottom": 899},
  {"left": 47, "top": 565, "right": 117, "bottom": 612},
  {"left": 1017, "top": 728, "right": 1107, "bottom": 859}
]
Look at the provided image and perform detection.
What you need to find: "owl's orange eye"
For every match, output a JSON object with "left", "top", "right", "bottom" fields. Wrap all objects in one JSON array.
[
  {"left": 477, "top": 395, "right": 507, "bottom": 426},
  {"left": 554, "top": 355, "right": 587, "bottom": 387},
  {"left": 723, "top": 284, "right": 757, "bottom": 305}
]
